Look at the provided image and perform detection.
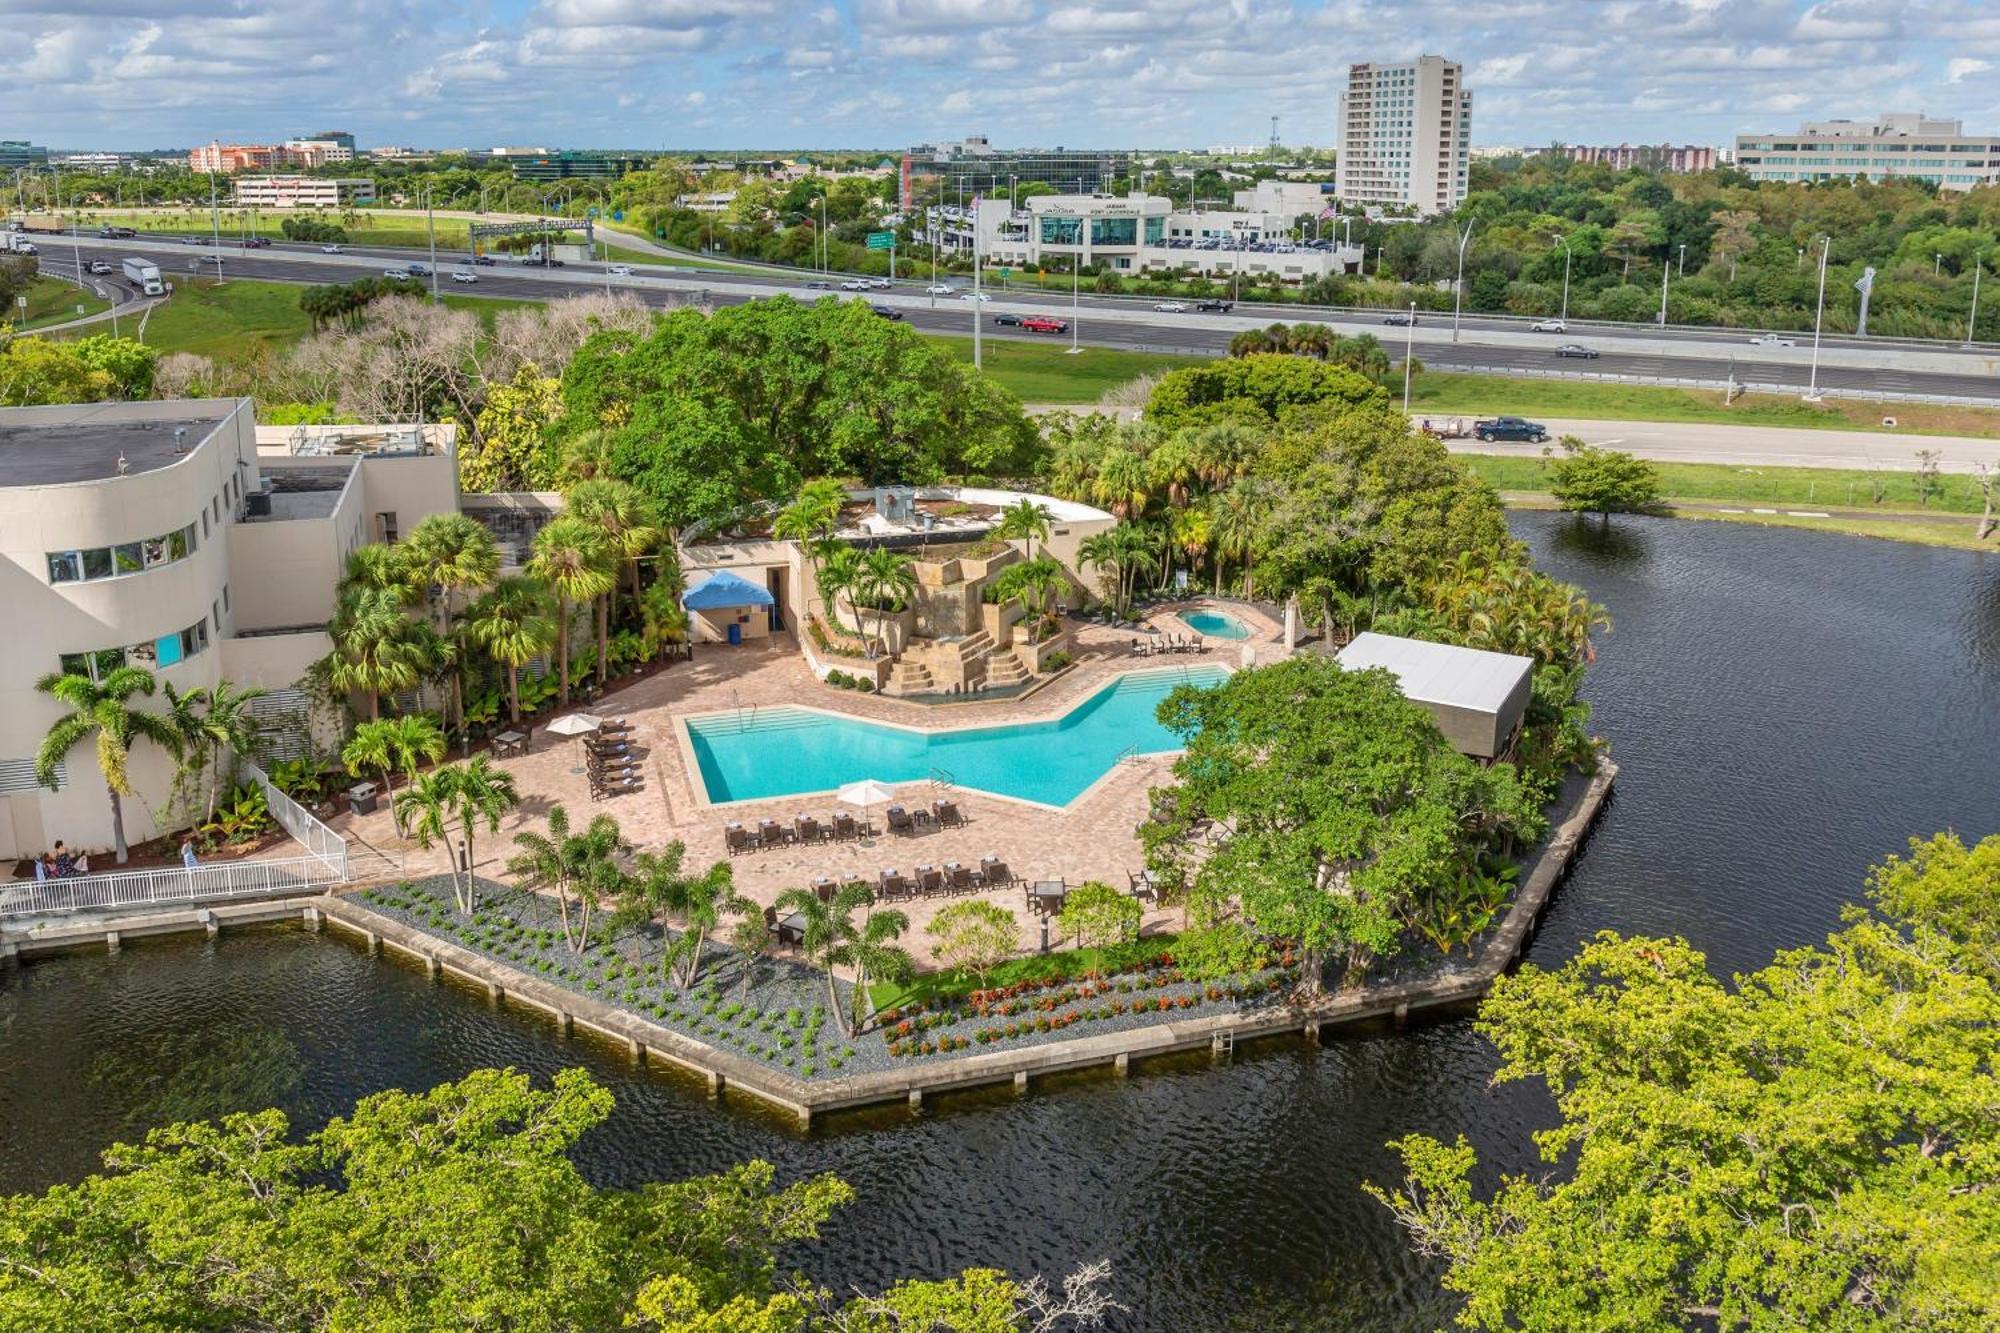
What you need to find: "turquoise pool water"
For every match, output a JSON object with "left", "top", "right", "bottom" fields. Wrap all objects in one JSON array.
[
  {"left": 686, "top": 666, "right": 1228, "bottom": 807},
  {"left": 1178, "top": 608, "right": 1252, "bottom": 640}
]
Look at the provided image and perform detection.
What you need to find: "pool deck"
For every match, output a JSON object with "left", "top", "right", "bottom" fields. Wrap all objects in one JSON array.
[{"left": 320, "top": 617, "right": 1280, "bottom": 960}]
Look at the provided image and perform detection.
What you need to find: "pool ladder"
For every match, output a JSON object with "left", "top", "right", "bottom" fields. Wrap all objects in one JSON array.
[{"left": 928, "top": 766, "right": 957, "bottom": 794}]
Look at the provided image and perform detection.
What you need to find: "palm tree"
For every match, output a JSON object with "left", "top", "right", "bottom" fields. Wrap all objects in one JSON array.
[
  {"left": 405, "top": 514, "right": 500, "bottom": 735},
  {"left": 854, "top": 547, "right": 917, "bottom": 657},
  {"left": 1090, "top": 449, "right": 1152, "bottom": 520},
  {"left": 633, "top": 848, "right": 748, "bottom": 987},
  {"left": 381, "top": 714, "right": 445, "bottom": 831},
  {"left": 34, "top": 667, "right": 183, "bottom": 865},
  {"left": 988, "top": 555, "right": 1069, "bottom": 638},
  {"left": 816, "top": 543, "right": 865, "bottom": 633},
  {"left": 994, "top": 497, "right": 1053, "bottom": 560},
  {"left": 465, "top": 577, "right": 557, "bottom": 725},
  {"left": 446, "top": 756, "right": 519, "bottom": 912},
  {"left": 394, "top": 769, "right": 458, "bottom": 895},
  {"left": 322, "top": 584, "right": 434, "bottom": 721},
  {"left": 638, "top": 579, "right": 690, "bottom": 663},
  {"left": 773, "top": 477, "right": 847, "bottom": 552},
  {"left": 341, "top": 720, "right": 400, "bottom": 821},
  {"left": 161, "top": 680, "right": 268, "bottom": 825},
  {"left": 527, "top": 516, "right": 615, "bottom": 707},
  {"left": 566, "top": 479, "right": 661, "bottom": 681},
  {"left": 340, "top": 543, "right": 421, "bottom": 604},
  {"left": 1186, "top": 420, "right": 1263, "bottom": 492},
  {"left": 1208, "top": 480, "right": 1271, "bottom": 599},
  {"left": 1080, "top": 526, "right": 1156, "bottom": 616},
  {"left": 506, "top": 804, "right": 629, "bottom": 954},
  {"left": 773, "top": 883, "right": 914, "bottom": 1039}
]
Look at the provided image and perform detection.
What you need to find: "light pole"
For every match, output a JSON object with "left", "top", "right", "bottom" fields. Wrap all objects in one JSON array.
[
  {"left": 1936, "top": 252, "right": 1944, "bottom": 276},
  {"left": 1550, "top": 233, "right": 1573, "bottom": 323},
  {"left": 1966, "top": 255, "right": 1983, "bottom": 347},
  {"left": 972, "top": 206, "right": 982, "bottom": 371},
  {"left": 1401, "top": 300, "right": 1416, "bottom": 412},
  {"left": 423, "top": 187, "right": 441, "bottom": 303},
  {"left": 1677, "top": 242, "right": 1686, "bottom": 277},
  {"left": 206, "top": 172, "right": 225, "bottom": 282},
  {"left": 1806, "top": 234, "right": 1831, "bottom": 400},
  {"left": 1450, "top": 218, "right": 1473, "bottom": 343},
  {"left": 1657, "top": 248, "right": 1671, "bottom": 325},
  {"left": 817, "top": 194, "right": 826, "bottom": 273}
]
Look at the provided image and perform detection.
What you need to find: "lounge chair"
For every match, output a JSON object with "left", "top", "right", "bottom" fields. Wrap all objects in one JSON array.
[
  {"left": 832, "top": 811, "right": 859, "bottom": 841},
  {"left": 757, "top": 819, "right": 789, "bottom": 849},
  {"left": 931, "top": 799, "right": 965, "bottom": 829},
  {"left": 885, "top": 805, "right": 918, "bottom": 836},
  {"left": 947, "top": 862, "right": 977, "bottom": 893},
  {"left": 794, "top": 815, "right": 823, "bottom": 844},
  {"left": 725, "top": 824, "right": 753, "bottom": 855},
  {"left": 979, "top": 856, "right": 1016, "bottom": 888},
  {"left": 878, "top": 869, "right": 912, "bottom": 900},
  {"left": 811, "top": 876, "right": 838, "bottom": 903},
  {"left": 839, "top": 874, "right": 871, "bottom": 899},
  {"left": 914, "top": 864, "right": 944, "bottom": 896}
]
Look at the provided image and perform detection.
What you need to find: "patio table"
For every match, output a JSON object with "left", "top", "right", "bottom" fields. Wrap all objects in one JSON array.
[
  {"left": 1029, "top": 880, "right": 1068, "bottom": 915},
  {"left": 777, "top": 912, "right": 807, "bottom": 947},
  {"left": 492, "top": 730, "right": 527, "bottom": 758}
]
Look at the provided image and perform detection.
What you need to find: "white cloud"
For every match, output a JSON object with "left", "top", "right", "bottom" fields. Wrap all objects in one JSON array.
[{"left": 1946, "top": 56, "right": 1991, "bottom": 82}]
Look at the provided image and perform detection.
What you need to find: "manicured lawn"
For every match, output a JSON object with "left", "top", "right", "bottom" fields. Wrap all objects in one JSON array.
[
  {"left": 927, "top": 334, "right": 1207, "bottom": 404},
  {"left": 1461, "top": 453, "right": 1992, "bottom": 514},
  {"left": 1409, "top": 371, "right": 2000, "bottom": 439},
  {"left": 14, "top": 276, "right": 109, "bottom": 330},
  {"left": 134, "top": 278, "right": 312, "bottom": 357},
  {"left": 70, "top": 207, "right": 479, "bottom": 252}
]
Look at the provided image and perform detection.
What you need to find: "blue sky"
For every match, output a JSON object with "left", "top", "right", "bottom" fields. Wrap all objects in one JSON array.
[{"left": 6, "top": 1, "right": 1999, "bottom": 151}]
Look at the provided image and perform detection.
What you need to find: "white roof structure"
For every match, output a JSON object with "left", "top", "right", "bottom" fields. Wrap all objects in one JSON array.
[{"left": 1337, "top": 632, "right": 1535, "bottom": 759}]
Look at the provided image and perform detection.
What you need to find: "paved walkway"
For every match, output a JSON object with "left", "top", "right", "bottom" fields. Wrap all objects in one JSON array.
[{"left": 1448, "top": 415, "right": 2000, "bottom": 473}]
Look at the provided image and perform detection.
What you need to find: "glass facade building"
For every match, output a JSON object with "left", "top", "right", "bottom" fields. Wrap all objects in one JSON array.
[
  {"left": 903, "top": 138, "right": 1130, "bottom": 207},
  {"left": 0, "top": 141, "right": 49, "bottom": 172}
]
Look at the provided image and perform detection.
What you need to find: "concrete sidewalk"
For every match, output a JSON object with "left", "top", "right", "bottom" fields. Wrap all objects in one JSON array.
[{"left": 1446, "top": 416, "right": 2000, "bottom": 474}]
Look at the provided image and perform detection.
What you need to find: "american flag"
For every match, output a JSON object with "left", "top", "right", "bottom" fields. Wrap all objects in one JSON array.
[{"left": 1318, "top": 206, "right": 1339, "bottom": 220}]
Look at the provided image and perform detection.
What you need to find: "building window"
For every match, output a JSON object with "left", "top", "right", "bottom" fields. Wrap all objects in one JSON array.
[
  {"left": 1039, "top": 216, "right": 1082, "bottom": 246},
  {"left": 44, "top": 523, "right": 198, "bottom": 586},
  {"left": 62, "top": 618, "right": 211, "bottom": 679}
]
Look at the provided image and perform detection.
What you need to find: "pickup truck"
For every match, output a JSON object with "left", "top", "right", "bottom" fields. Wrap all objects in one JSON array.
[
  {"left": 1471, "top": 416, "right": 1550, "bottom": 443},
  {"left": 1020, "top": 315, "right": 1069, "bottom": 334},
  {"left": 1747, "top": 332, "right": 1797, "bottom": 347}
]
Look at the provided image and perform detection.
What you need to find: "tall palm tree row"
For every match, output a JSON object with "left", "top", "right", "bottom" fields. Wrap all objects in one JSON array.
[
  {"left": 527, "top": 516, "right": 616, "bottom": 708},
  {"left": 565, "top": 479, "right": 661, "bottom": 682},
  {"left": 404, "top": 514, "right": 501, "bottom": 734}
]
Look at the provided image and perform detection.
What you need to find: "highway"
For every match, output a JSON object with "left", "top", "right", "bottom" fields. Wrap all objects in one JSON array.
[{"left": 21, "top": 230, "right": 2000, "bottom": 403}]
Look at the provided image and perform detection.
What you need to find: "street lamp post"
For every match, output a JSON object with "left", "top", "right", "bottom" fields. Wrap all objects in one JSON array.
[
  {"left": 1550, "top": 233, "right": 1573, "bottom": 323},
  {"left": 1678, "top": 242, "right": 1686, "bottom": 277},
  {"left": 1450, "top": 219, "right": 1473, "bottom": 343},
  {"left": 1806, "top": 234, "right": 1831, "bottom": 400},
  {"left": 817, "top": 195, "right": 826, "bottom": 273},
  {"left": 972, "top": 208, "right": 982, "bottom": 371},
  {"left": 206, "top": 172, "right": 225, "bottom": 282},
  {"left": 424, "top": 188, "right": 441, "bottom": 303},
  {"left": 1657, "top": 249, "right": 1671, "bottom": 325},
  {"left": 1966, "top": 256, "right": 1983, "bottom": 347},
  {"left": 1936, "top": 252, "right": 1944, "bottom": 276},
  {"left": 1067, "top": 254, "right": 1081, "bottom": 354},
  {"left": 1401, "top": 300, "right": 1416, "bottom": 412}
]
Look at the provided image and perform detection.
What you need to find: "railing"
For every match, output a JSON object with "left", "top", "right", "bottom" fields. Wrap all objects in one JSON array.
[
  {"left": 0, "top": 855, "right": 343, "bottom": 919},
  {"left": 241, "top": 757, "right": 347, "bottom": 877},
  {"left": 1420, "top": 360, "right": 2000, "bottom": 409}
]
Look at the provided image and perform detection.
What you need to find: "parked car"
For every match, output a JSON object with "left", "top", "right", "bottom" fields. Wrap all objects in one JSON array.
[
  {"left": 451, "top": 268, "right": 477, "bottom": 283},
  {"left": 1472, "top": 416, "right": 1549, "bottom": 443},
  {"left": 383, "top": 267, "right": 411, "bottom": 280},
  {"left": 803, "top": 279, "right": 831, "bottom": 289},
  {"left": 925, "top": 283, "right": 954, "bottom": 295},
  {"left": 87, "top": 260, "right": 114, "bottom": 275},
  {"left": 1194, "top": 299, "right": 1233, "bottom": 313},
  {"left": 1153, "top": 301, "right": 1189, "bottom": 313},
  {"left": 871, "top": 304, "right": 904, "bottom": 320},
  {"left": 994, "top": 313, "right": 1023, "bottom": 326},
  {"left": 1554, "top": 343, "right": 1600, "bottom": 358},
  {"left": 1382, "top": 311, "right": 1418, "bottom": 326},
  {"left": 1748, "top": 332, "right": 1797, "bottom": 347},
  {"left": 840, "top": 278, "right": 870, "bottom": 291},
  {"left": 471, "top": 255, "right": 495, "bottom": 266},
  {"left": 1020, "top": 315, "right": 1069, "bottom": 334},
  {"left": 320, "top": 244, "right": 343, "bottom": 254},
  {"left": 608, "top": 263, "right": 632, "bottom": 276},
  {"left": 1530, "top": 318, "right": 1567, "bottom": 332}
]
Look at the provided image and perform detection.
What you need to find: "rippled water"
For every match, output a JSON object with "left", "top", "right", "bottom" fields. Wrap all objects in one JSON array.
[{"left": 5, "top": 514, "right": 1998, "bottom": 1330}]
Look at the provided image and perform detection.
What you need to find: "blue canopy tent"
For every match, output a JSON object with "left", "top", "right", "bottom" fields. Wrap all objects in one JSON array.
[{"left": 683, "top": 570, "right": 777, "bottom": 645}]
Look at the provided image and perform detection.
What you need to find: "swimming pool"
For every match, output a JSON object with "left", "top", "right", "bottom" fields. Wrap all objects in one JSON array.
[
  {"left": 685, "top": 666, "right": 1228, "bottom": 807},
  {"left": 1178, "top": 608, "right": 1252, "bottom": 640}
]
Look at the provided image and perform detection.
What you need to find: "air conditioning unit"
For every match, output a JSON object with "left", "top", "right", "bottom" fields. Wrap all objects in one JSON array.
[{"left": 244, "top": 490, "right": 273, "bottom": 518}]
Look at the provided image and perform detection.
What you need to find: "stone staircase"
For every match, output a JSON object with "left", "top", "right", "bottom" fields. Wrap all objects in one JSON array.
[
  {"left": 983, "top": 645, "right": 1031, "bottom": 687},
  {"left": 884, "top": 659, "right": 935, "bottom": 695}
]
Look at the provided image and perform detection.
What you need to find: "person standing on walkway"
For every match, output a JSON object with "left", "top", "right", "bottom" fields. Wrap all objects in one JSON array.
[{"left": 181, "top": 839, "right": 199, "bottom": 870}]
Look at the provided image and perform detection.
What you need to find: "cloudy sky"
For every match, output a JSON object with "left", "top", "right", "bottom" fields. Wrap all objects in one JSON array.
[{"left": 6, "top": 0, "right": 2000, "bottom": 151}]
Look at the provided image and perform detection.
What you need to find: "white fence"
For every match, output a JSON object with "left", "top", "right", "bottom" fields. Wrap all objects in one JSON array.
[
  {"left": 0, "top": 854, "right": 344, "bottom": 919},
  {"left": 242, "top": 757, "right": 347, "bottom": 877}
]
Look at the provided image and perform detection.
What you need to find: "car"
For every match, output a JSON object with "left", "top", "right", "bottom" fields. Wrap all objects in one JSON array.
[
  {"left": 1472, "top": 416, "right": 1550, "bottom": 444},
  {"left": 1554, "top": 343, "right": 1600, "bottom": 359},
  {"left": 240, "top": 236, "right": 270, "bottom": 249},
  {"left": 451, "top": 268, "right": 477, "bottom": 283},
  {"left": 925, "top": 283, "right": 954, "bottom": 295},
  {"left": 994, "top": 313, "right": 1023, "bottom": 326},
  {"left": 803, "top": 279, "right": 831, "bottom": 289},
  {"left": 407, "top": 262, "right": 429, "bottom": 276},
  {"left": 87, "top": 260, "right": 114, "bottom": 275},
  {"left": 320, "top": 244, "right": 343, "bottom": 254},
  {"left": 1748, "top": 332, "right": 1797, "bottom": 347},
  {"left": 182, "top": 235, "right": 204, "bottom": 245},
  {"left": 868, "top": 277, "right": 892, "bottom": 289},
  {"left": 1194, "top": 299, "right": 1233, "bottom": 313},
  {"left": 1153, "top": 301, "right": 1189, "bottom": 313},
  {"left": 1530, "top": 318, "right": 1567, "bottom": 333},
  {"left": 871, "top": 304, "right": 904, "bottom": 320},
  {"left": 98, "top": 226, "right": 136, "bottom": 239},
  {"left": 608, "top": 264, "right": 632, "bottom": 276},
  {"left": 1020, "top": 315, "right": 1069, "bottom": 334},
  {"left": 959, "top": 290, "right": 991, "bottom": 302},
  {"left": 382, "top": 267, "right": 411, "bottom": 280},
  {"left": 840, "top": 278, "right": 870, "bottom": 291},
  {"left": 471, "top": 255, "right": 495, "bottom": 266},
  {"left": 1383, "top": 311, "right": 1418, "bottom": 326}
]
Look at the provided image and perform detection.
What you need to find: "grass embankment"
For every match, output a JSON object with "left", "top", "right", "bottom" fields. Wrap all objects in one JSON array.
[
  {"left": 868, "top": 935, "right": 1180, "bottom": 1012},
  {"left": 124, "top": 278, "right": 540, "bottom": 358},
  {"left": 1409, "top": 372, "right": 2000, "bottom": 439},
  {"left": 926, "top": 334, "right": 1203, "bottom": 404},
  {"left": 13, "top": 276, "right": 109, "bottom": 331}
]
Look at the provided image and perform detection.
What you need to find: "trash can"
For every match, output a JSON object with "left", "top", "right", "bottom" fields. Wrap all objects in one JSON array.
[
  {"left": 727, "top": 622, "right": 742, "bottom": 646},
  {"left": 348, "top": 782, "right": 379, "bottom": 815}
]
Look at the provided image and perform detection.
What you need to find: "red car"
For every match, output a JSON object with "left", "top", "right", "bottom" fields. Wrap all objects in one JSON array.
[{"left": 1019, "top": 316, "right": 1069, "bottom": 334}]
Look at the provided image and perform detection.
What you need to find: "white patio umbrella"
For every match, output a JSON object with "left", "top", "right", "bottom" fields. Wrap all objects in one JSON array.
[
  {"left": 545, "top": 713, "right": 603, "bottom": 737},
  {"left": 837, "top": 778, "right": 897, "bottom": 836}
]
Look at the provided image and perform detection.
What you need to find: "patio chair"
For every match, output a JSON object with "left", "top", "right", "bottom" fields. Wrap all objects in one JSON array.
[
  {"left": 763, "top": 904, "right": 779, "bottom": 931},
  {"left": 839, "top": 874, "right": 871, "bottom": 899},
  {"left": 1129, "top": 870, "right": 1159, "bottom": 905},
  {"left": 757, "top": 819, "right": 789, "bottom": 849},
  {"left": 832, "top": 811, "right": 859, "bottom": 841},
  {"left": 811, "top": 876, "right": 838, "bottom": 904},
  {"left": 725, "top": 824, "right": 753, "bottom": 855},
  {"left": 979, "top": 855, "right": 1016, "bottom": 889},
  {"left": 914, "top": 865, "right": 944, "bottom": 896},
  {"left": 931, "top": 798, "right": 965, "bottom": 829},
  {"left": 885, "top": 805, "right": 918, "bottom": 836},
  {"left": 878, "top": 869, "right": 912, "bottom": 900},
  {"left": 794, "top": 814, "right": 823, "bottom": 844},
  {"left": 947, "top": 862, "right": 977, "bottom": 893}
]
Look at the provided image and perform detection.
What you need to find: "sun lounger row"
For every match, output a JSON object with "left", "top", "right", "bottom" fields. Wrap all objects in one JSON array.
[
  {"left": 802, "top": 856, "right": 1023, "bottom": 904},
  {"left": 885, "top": 799, "right": 965, "bottom": 835},
  {"left": 725, "top": 811, "right": 874, "bottom": 853},
  {"left": 1132, "top": 634, "right": 1205, "bottom": 657}
]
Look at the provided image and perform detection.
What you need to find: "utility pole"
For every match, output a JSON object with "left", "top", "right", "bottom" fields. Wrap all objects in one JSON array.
[
  {"left": 1658, "top": 251, "right": 1670, "bottom": 325},
  {"left": 1967, "top": 256, "right": 1984, "bottom": 347},
  {"left": 1806, "top": 235, "right": 1830, "bottom": 400},
  {"left": 425, "top": 189, "right": 441, "bottom": 303},
  {"left": 972, "top": 203, "right": 982, "bottom": 371},
  {"left": 1553, "top": 234, "right": 1573, "bottom": 322},
  {"left": 1450, "top": 219, "right": 1473, "bottom": 342},
  {"left": 1067, "top": 256, "right": 1081, "bottom": 354},
  {"left": 206, "top": 172, "right": 224, "bottom": 282},
  {"left": 1402, "top": 301, "right": 1416, "bottom": 412}
]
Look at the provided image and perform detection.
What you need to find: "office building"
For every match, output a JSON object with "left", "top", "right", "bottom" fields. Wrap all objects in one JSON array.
[
  {"left": 188, "top": 142, "right": 288, "bottom": 172},
  {"left": 1335, "top": 55, "right": 1472, "bottom": 215},
  {"left": 231, "top": 176, "right": 376, "bottom": 208},
  {"left": 506, "top": 151, "right": 654, "bottom": 181},
  {"left": 284, "top": 138, "right": 355, "bottom": 165},
  {"left": 304, "top": 130, "right": 357, "bottom": 154},
  {"left": 1, "top": 141, "right": 51, "bottom": 172},
  {"left": 901, "top": 137, "right": 1131, "bottom": 209},
  {"left": 1735, "top": 113, "right": 2000, "bottom": 190},
  {"left": 0, "top": 400, "right": 463, "bottom": 861},
  {"left": 1561, "top": 143, "right": 1719, "bottom": 173},
  {"left": 970, "top": 192, "right": 1363, "bottom": 282}
]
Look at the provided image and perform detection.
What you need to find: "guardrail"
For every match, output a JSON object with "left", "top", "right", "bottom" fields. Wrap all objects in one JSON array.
[
  {"left": 1419, "top": 361, "right": 2000, "bottom": 409},
  {"left": 0, "top": 854, "right": 344, "bottom": 919}
]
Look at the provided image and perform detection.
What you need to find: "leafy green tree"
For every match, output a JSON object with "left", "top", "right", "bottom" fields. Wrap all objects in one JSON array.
[
  {"left": 0, "top": 336, "right": 115, "bottom": 406},
  {"left": 1369, "top": 831, "right": 2000, "bottom": 1332},
  {"left": 34, "top": 667, "right": 183, "bottom": 864},
  {"left": 1056, "top": 882, "right": 1141, "bottom": 952},
  {"left": 465, "top": 576, "right": 558, "bottom": 725},
  {"left": 1546, "top": 436, "right": 1664, "bottom": 519},
  {"left": 462, "top": 365, "right": 565, "bottom": 492},
  {"left": 506, "top": 803, "right": 630, "bottom": 953},
  {"left": 1149, "top": 657, "right": 1539, "bottom": 993},
  {"left": 70, "top": 335, "right": 158, "bottom": 399},
  {"left": 927, "top": 900, "right": 1019, "bottom": 986}
]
